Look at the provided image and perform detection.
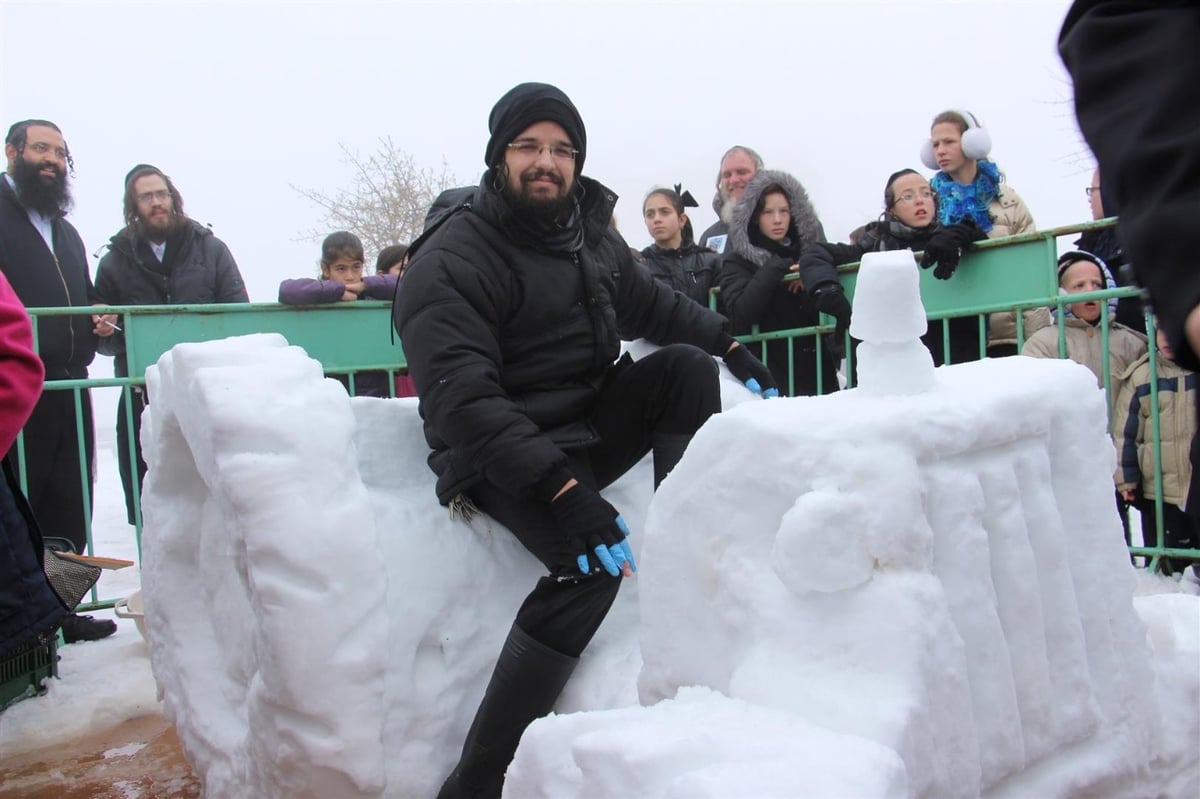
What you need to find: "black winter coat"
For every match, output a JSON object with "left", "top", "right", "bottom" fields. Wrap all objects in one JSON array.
[
  {"left": 0, "top": 460, "right": 67, "bottom": 657},
  {"left": 1061, "top": 1, "right": 1200, "bottom": 371},
  {"left": 394, "top": 174, "right": 730, "bottom": 504},
  {"left": 0, "top": 175, "right": 96, "bottom": 379},
  {"left": 639, "top": 242, "right": 720, "bottom": 308},
  {"left": 94, "top": 220, "right": 248, "bottom": 376},
  {"left": 718, "top": 170, "right": 836, "bottom": 397}
]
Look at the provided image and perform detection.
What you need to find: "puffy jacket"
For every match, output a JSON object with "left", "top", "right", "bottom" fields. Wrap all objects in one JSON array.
[
  {"left": 1022, "top": 316, "right": 1148, "bottom": 407},
  {"left": 639, "top": 242, "right": 720, "bottom": 308},
  {"left": 0, "top": 174, "right": 96, "bottom": 379},
  {"left": 1113, "top": 354, "right": 1197, "bottom": 504},
  {"left": 94, "top": 219, "right": 248, "bottom": 376},
  {"left": 393, "top": 174, "right": 730, "bottom": 504},
  {"left": 718, "top": 170, "right": 835, "bottom": 397},
  {"left": 981, "top": 183, "right": 1050, "bottom": 349}
]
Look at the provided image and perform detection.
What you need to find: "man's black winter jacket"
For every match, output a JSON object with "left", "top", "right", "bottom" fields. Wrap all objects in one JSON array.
[
  {"left": 94, "top": 219, "right": 248, "bottom": 376},
  {"left": 0, "top": 175, "right": 96, "bottom": 379},
  {"left": 394, "top": 175, "right": 730, "bottom": 505}
]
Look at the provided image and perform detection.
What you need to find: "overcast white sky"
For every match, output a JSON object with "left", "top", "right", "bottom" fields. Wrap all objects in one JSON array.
[{"left": 2, "top": 0, "right": 1083, "bottom": 304}]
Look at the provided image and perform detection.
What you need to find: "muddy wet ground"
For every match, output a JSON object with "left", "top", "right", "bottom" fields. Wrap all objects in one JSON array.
[{"left": 0, "top": 714, "right": 200, "bottom": 798}]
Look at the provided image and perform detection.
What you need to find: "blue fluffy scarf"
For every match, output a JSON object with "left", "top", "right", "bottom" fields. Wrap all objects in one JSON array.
[{"left": 931, "top": 160, "right": 1001, "bottom": 233}]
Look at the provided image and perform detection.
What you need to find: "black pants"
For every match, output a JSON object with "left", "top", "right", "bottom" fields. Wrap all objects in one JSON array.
[
  {"left": 116, "top": 387, "right": 148, "bottom": 527},
  {"left": 466, "top": 344, "right": 720, "bottom": 657},
  {"left": 4, "top": 388, "right": 94, "bottom": 555},
  {"left": 1138, "top": 500, "right": 1197, "bottom": 576}
]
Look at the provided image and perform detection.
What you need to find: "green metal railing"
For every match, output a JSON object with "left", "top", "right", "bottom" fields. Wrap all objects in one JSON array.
[
  {"left": 17, "top": 301, "right": 405, "bottom": 610},
  {"left": 14, "top": 219, "right": 1197, "bottom": 610},
  {"left": 708, "top": 217, "right": 1197, "bottom": 575}
]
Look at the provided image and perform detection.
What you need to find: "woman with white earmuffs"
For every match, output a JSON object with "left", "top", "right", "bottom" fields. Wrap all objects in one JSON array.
[{"left": 923, "top": 109, "right": 1046, "bottom": 356}]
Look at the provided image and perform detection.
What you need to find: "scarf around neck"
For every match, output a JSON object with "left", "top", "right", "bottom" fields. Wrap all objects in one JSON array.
[{"left": 932, "top": 159, "right": 1001, "bottom": 233}]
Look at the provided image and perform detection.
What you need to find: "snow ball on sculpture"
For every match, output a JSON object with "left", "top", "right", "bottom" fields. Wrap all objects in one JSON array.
[{"left": 850, "top": 249, "right": 936, "bottom": 396}]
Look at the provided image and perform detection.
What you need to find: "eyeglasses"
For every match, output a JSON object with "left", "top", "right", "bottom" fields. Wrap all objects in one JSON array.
[
  {"left": 27, "top": 141, "right": 68, "bottom": 161},
  {"left": 1085, "top": 186, "right": 1101, "bottom": 197},
  {"left": 136, "top": 189, "right": 171, "bottom": 204},
  {"left": 506, "top": 141, "right": 578, "bottom": 162},
  {"left": 894, "top": 189, "right": 935, "bottom": 205}
]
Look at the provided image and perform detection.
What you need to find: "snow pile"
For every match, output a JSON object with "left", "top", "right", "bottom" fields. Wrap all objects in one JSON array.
[
  {"left": 131, "top": 251, "right": 1197, "bottom": 798},
  {"left": 632, "top": 355, "right": 1157, "bottom": 798}
]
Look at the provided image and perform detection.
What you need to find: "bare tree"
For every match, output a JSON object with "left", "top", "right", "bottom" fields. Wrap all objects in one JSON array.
[{"left": 293, "top": 138, "right": 458, "bottom": 263}]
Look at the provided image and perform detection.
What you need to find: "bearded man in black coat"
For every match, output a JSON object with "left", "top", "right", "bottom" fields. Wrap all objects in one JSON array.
[{"left": 394, "top": 82, "right": 776, "bottom": 799}]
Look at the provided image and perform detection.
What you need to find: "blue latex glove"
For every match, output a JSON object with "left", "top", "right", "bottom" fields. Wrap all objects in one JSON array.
[
  {"left": 550, "top": 484, "right": 637, "bottom": 577},
  {"left": 723, "top": 343, "right": 780, "bottom": 398}
]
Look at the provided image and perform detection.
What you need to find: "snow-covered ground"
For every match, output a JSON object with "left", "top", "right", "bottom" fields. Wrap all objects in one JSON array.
[{"left": 2, "top": 253, "right": 1198, "bottom": 798}]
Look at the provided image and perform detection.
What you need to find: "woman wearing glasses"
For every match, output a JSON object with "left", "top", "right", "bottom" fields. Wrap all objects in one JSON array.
[
  {"left": 924, "top": 109, "right": 1045, "bottom": 355},
  {"left": 798, "top": 169, "right": 987, "bottom": 369}
]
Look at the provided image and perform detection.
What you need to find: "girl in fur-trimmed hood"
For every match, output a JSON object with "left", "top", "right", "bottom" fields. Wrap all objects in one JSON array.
[
  {"left": 718, "top": 170, "right": 837, "bottom": 397},
  {"left": 726, "top": 170, "right": 825, "bottom": 266}
]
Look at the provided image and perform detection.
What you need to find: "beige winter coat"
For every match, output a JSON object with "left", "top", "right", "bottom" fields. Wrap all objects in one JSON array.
[
  {"left": 1021, "top": 316, "right": 1148, "bottom": 412},
  {"left": 1112, "top": 354, "right": 1197, "bottom": 505},
  {"left": 984, "top": 183, "right": 1049, "bottom": 349}
]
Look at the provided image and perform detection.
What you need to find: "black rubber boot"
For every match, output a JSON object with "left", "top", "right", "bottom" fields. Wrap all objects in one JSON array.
[
  {"left": 437, "top": 624, "right": 579, "bottom": 799},
  {"left": 652, "top": 432, "right": 693, "bottom": 489}
]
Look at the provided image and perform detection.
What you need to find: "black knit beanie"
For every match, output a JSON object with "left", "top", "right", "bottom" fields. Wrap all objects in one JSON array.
[{"left": 484, "top": 82, "right": 586, "bottom": 174}]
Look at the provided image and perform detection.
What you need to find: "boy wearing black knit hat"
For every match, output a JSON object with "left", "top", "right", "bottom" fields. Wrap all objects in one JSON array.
[{"left": 394, "top": 82, "right": 777, "bottom": 799}]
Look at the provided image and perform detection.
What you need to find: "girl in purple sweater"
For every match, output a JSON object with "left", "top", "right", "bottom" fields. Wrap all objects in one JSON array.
[
  {"left": 278, "top": 231, "right": 397, "bottom": 304},
  {"left": 278, "top": 232, "right": 402, "bottom": 397}
]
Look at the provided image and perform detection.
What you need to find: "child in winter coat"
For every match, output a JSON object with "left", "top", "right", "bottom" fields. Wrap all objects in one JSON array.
[
  {"left": 1021, "top": 250, "right": 1147, "bottom": 405},
  {"left": 1113, "top": 324, "right": 1198, "bottom": 575},
  {"left": 640, "top": 187, "right": 720, "bottom": 310},
  {"left": 717, "top": 170, "right": 838, "bottom": 397},
  {"left": 278, "top": 232, "right": 401, "bottom": 398},
  {"left": 1023, "top": 250, "right": 1148, "bottom": 551}
]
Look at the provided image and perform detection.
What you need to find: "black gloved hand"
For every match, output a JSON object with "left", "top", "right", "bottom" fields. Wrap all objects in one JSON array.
[
  {"left": 549, "top": 483, "right": 635, "bottom": 577},
  {"left": 920, "top": 221, "right": 984, "bottom": 280},
  {"left": 813, "top": 285, "right": 852, "bottom": 361},
  {"left": 797, "top": 245, "right": 840, "bottom": 293},
  {"left": 723, "top": 342, "right": 779, "bottom": 398}
]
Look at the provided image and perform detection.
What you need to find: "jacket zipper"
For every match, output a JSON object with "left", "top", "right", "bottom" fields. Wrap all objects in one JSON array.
[{"left": 49, "top": 251, "right": 76, "bottom": 366}]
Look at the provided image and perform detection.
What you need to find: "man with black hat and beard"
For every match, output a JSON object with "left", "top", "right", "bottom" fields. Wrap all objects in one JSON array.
[
  {"left": 394, "top": 82, "right": 777, "bottom": 799},
  {"left": 0, "top": 119, "right": 116, "bottom": 643},
  {"left": 93, "top": 164, "right": 247, "bottom": 528}
]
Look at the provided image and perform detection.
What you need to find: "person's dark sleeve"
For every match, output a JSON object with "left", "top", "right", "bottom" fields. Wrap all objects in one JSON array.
[
  {"left": 798, "top": 242, "right": 862, "bottom": 294},
  {"left": 608, "top": 232, "right": 730, "bottom": 354},
  {"left": 718, "top": 254, "right": 791, "bottom": 332},
  {"left": 1060, "top": 1, "right": 1200, "bottom": 370},
  {"left": 212, "top": 240, "right": 249, "bottom": 303},
  {"left": 93, "top": 253, "right": 125, "bottom": 358}
]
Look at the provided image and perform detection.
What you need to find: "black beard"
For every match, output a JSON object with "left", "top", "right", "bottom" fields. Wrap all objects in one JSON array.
[
  {"left": 10, "top": 155, "right": 71, "bottom": 217},
  {"left": 502, "top": 168, "right": 574, "bottom": 222},
  {"left": 137, "top": 212, "right": 181, "bottom": 243}
]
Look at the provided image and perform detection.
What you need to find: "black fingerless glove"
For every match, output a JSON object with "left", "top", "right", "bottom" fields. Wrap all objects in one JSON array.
[
  {"left": 549, "top": 484, "right": 631, "bottom": 576},
  {"left": 723, "top": 344, "right": 779, "bottom": 397}
]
